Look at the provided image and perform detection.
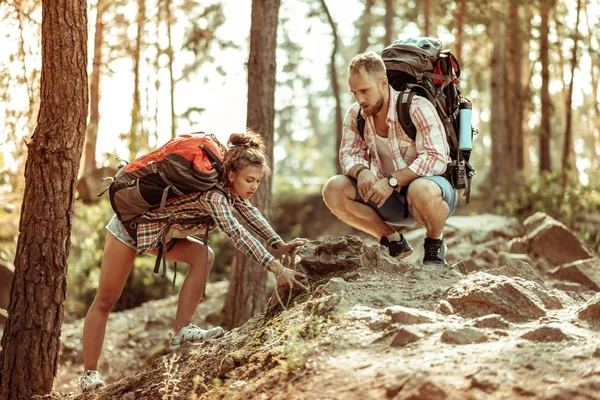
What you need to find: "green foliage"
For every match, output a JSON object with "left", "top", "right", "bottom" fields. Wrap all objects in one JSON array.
[{"left": 495, "top": 172, "right": 600, "bottom": 252}]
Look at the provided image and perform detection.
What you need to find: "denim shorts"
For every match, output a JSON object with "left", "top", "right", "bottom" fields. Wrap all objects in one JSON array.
[
  {"left": 106, "top": 214, "right": 138, "bottom": 251},
  {"left": 346, "top": 175, "right": 458, "bottom": 226}
]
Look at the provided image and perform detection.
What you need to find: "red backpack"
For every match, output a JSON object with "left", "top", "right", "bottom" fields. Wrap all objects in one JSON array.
[{"left": 104, "top": 132, "right": 224, "bottom": 224}]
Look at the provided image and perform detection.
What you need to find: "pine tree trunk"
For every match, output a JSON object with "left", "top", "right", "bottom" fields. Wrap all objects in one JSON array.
[
  {"left": 320, "top": 0, "right": 343, "bottom": 175},
  {"left": 165, "top": 0, "right": 176, "bottom": 139},
  {"left": 83, "top": 0, "right": 105, "bottom": 175},
  {"left": 129, "top": 0, "right": 146, "bottom": 160},
  {"left": 489, "top": 11, "right": 508, "bottom": 196},
  {"left": 0, "top": 0, "right": 87, "bottom": 398},
  {"left": 587, "top": 9, "right": 600, "bottom": 176},
  {"left": 454, "top": 0, "right": 465, "bottom": 62},
  {"left": 423, "top": 0, "right": 431, "bottom": 37},
  {"left": 521, "top": 4, "right": 535, "bottom": 177},
  {"left": 539, "top": 0, "right": 553, "bottom": 173},
  {"left": 357, "top": 0, "right": 374, "bottom": 54},
  {"left": 383, "top": 0, "right": 394, "bottom": 46},
  {"left": 561, "top": 0, "right": 582, "bottom": 180},
  {"left": 506, "top": 0, "right": 525, "bottom": 183},
  {"left": 223, "top": 0, "right": 280, "bottom": 329}
]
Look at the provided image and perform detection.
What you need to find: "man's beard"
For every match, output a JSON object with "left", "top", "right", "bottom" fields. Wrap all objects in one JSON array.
[{"left": 362, "top": 90, "right": 384, "bottom": 117}]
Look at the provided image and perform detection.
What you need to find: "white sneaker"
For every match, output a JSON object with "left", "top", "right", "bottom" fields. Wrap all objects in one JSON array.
[
  {"left": 79, "top": 370, "right": 105, "bottom": 392},
  {"left": 168, "top": 323, "right": 225, "bottom": 351}
]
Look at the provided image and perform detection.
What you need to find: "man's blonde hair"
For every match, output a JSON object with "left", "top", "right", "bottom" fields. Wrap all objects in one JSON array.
[{"left": 348, "top": 51, "right": 386, "bottom": 79}]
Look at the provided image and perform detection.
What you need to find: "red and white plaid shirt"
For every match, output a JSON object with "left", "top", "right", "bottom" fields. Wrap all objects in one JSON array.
[
  {"left": 135, "top": 188, "right": 283, "bottom": 269},
  {"left": 339, "top": 86, "right": 450, "bottom": 178}
]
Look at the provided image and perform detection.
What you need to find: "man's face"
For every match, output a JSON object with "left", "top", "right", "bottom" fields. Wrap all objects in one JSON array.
[{"left": 349, "top": 68, "right": 386, "bottom": 117}]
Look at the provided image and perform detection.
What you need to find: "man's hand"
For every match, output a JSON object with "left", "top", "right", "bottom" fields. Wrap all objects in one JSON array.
[
  {"left": 276, "top": 238, "right": 307, "bottom": 254},
  {"left": 357, "top": 169, "right": 378, "bottom": 200},
  {"left": 365, "top": 178, "right": 394, "bottom": 208}
]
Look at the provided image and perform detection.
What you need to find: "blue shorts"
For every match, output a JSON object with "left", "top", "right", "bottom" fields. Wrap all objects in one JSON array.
[
  {"left": 346, "top": 175, "right": 458, "bottom": 226},
  {"left": 106, "top": 214, "right": 138, "bottom": 251}
]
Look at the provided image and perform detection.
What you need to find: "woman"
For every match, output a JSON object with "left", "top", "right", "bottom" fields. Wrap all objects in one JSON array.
[{"left": 79, "top": 129, "right": 307, "bottom": 392}]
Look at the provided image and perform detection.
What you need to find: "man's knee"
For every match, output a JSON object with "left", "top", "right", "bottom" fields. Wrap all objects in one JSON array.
[
  {"left": 322, "top": 175, "right": 352, "bottom": 209},
  {"left": 407, "top": 178, "right": 443, "bottom": 207}
]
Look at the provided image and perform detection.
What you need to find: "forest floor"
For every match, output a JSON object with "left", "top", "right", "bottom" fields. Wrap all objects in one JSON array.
[{"left": 46, "top": 213, "right": 600, "bottom": 400}]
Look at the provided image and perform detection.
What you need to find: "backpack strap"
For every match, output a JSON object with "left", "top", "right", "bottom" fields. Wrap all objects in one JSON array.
[{"left": 356, "top": 94, "right": 407, "bottom": 140}]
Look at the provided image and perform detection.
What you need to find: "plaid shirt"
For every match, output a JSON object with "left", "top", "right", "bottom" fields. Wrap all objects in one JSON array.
[
  {"left": 136, "top": 188, "right": 283, "bottom": 269},
  {"left": 339, "top": 85, "right": 450, "bottom": 178}
]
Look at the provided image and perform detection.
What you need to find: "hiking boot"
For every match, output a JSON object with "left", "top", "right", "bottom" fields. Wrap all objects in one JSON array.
[
  {"left": 423, "top": 237, "right": 447, "bottom": 265},
  {"left": 380, "top": 235, "right": 413, "bottom": 259},
  {"left": 168, "top": 323, "right": 225, "bottom": 351},
  {"left": 79, "top": 370, "right": 105, "bottom": 392}
]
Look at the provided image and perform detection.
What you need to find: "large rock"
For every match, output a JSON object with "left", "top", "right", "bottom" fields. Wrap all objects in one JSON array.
[
  {"left": 0, "top": 260, "right": 14, "bottom": 325},
  {"left": 444, "top": 272, "right": 570, "bottom": 322},
  {"left": 578, "top": 293, "right": 600, "bottom": 323},
  {"left": 295, "top": 235, "right": 365, "bottom": 275},
  {"left": 487, "top": 259, "right": 546, "bottom": 287},
  {"left": 524, "top": 213, "right": 595, "bottom": 266},
  {"left": 551, "top": 258, "right": 600, "bottom": 291}
]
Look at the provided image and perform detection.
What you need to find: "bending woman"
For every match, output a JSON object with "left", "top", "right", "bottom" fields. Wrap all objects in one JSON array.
[{"left": 79, "top": 129, "right": 307, "bottom": 392}]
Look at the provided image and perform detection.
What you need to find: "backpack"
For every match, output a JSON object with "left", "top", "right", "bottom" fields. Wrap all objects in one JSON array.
[
  {"left": 98, "top": 132, "right": 225, "bottom": 290},
  {"left": 357, "top": 37, "right": 475, "bottom": 203}
]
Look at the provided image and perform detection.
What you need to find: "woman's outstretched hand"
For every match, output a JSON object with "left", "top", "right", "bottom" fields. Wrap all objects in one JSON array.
[
  {"left": 268, "top": 260, "right": 308, "bottom": 291},
  {"left": 276, "top": 238, "right": 307, "bottom": 254}
]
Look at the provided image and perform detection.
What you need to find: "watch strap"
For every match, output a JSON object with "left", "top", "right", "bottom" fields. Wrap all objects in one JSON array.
[{"left": 355, "top": 166, "right": 368, "bottom": 179}]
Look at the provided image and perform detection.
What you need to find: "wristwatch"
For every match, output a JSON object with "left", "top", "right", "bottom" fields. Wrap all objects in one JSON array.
[{"left": 388, "top": 176, "right": 399, "bottom": 189}]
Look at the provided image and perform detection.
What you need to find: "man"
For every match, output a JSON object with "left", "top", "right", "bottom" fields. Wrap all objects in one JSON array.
[{"left": 322, "top": 51, "right": 457, "bottom": 264}]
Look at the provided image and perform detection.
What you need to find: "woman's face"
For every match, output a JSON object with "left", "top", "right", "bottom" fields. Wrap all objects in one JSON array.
[{"left": 228, "top": 165, "right": 264, "bottom": 200}]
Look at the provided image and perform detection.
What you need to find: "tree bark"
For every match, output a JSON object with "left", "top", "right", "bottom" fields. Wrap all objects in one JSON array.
[
  {"left": 423, "top": 0, "right": 431, "bottom": 37},
  {"left": 587, "top": 5, "right": 600, "bottom": 176},
  {"left": 561, "top": 0, "right": 582, "bottom": 180},
  {"left": 489, "top": 10, "right": 508, "bottom": 195},
  {"left": 165, "top": 0, "right": 176, "bottom": 138},
  {"left": 223, "top": 0, "right": 280, "bottom": 329},
  {"left": 357, "top": 0, "right": 374, "bottom": 54},
  {"left": 83, "top": 0, "right": 105, "bottom": 176},
  {"left": 539, "top": 0, "right": 554, "bottom": 173},
  {"left": 320, "top": 0, "right": 343, "bottom": 175},
  {"left": 0, "top": 0, "right": 87, "bottom": 398},
  {"left": 454, "top": 0, "right": 465, "bottom": 62},
  {"left": 506, "top": 0, "right": 525, "bottom": 184},
  {"left": 383, "top": 0, "right": 394, "bottom": 46},
  {"left": 520, "top": 4, "right": 535, "bottom": 177},
  {"left": 129, "top": 0, "right": 146, "bottom": 160}
]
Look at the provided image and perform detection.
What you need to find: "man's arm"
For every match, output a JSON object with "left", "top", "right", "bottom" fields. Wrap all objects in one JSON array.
[{"left": 339, "top": 105, "right": 370, "bottom": 174}]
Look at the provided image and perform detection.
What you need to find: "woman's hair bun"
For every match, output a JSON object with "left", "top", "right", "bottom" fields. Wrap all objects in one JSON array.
[{"left": 228, "top": 128, "right": 265, "bottom": 151}]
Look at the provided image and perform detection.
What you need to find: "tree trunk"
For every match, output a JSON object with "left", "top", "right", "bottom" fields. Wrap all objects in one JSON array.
[
  {"left": 423, "top": 0, "right": 431, "bottom": 36},
  {"left": 320, "top": 0, "right": 343, "bottom": 175},
  {"left": 587, "top": 6, "right": 600, "bottom": 176},
  {"left": 539, "top": 0, "right": 553, "bottom": 173},
  {"left": 0, "top": 0, "right": 87, "bottom": 398},
  {"left": 561, "top": 0, "right": 582, "bottom": 180},
  {"left": 383, "top": 0, "right": 394, "bottom": 46},
  {"left": 357, "top": 0, "right": 374, "bottom": 54},
  {"left": 454, "top": 0, "right": 465, "bottom": 62},
  {"left": 129, "top": 0, "right": 146, "bottom": 160},
  {"left": 223, "top": 0, "right": 280, "bottom": 329},
  {"left": 506, "top": 0, "right": 524, "bottom": 184},
  {"left": 165, "top": 0, "right": 176, "bottom": 138},
  {"left": 521, "top": 4, "right": 534, "bottom": 177},
  {"left": 83, "top": 0, "right": 105, "bottom": 176},
  {"left": 489, "top": 10, "right": 508, "bottom": 196}
]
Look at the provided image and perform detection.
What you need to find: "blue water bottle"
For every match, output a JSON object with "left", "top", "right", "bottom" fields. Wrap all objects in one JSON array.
[{"left": 459, "top": 98, "right": 472, "bottom": 151}]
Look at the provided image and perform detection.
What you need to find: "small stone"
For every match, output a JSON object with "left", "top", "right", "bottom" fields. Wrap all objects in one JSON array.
[
  {"left": 521, "top": 326, "right": 572, "bottom": 342},
  {"left": 472, "top": 314, "right": 510, "bottom": 329},
  {"left": 385, "top": 306, "right": 433, "bottom": 324},
  {"left": 437, "top": 300, "right": 454, "bottom": 315},
  {"left": 390, "top": 328, "right": 421, "bottom": 347},
  {"left": 441, "top": 327, "right": 488, "bottom": 345}
]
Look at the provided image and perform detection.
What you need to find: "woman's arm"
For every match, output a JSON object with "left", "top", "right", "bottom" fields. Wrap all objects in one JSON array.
[{"left": 234, "top": 197, "right": 284, "bottom": 248}]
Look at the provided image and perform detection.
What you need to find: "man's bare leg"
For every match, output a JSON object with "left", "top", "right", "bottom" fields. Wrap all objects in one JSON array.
[
  {"left": 322, "top": 175, "right": 395, "bottom": 239},
  {"left": 406, "top": 178, "right": 449, "bottom": 238}
]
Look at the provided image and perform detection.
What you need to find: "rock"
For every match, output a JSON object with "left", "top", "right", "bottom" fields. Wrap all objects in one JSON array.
[
  {"left": 295, "top": 235, "right": 364, "bottom": 275},
  {"left": 506, "top": 237, "right": 528, "bottom": 254},
  {"left": 441, "top": 327, "right": 488, "bottom": 344},
  {"left": 525, "top": 214, "right": 595, "bottom": 266},
  {"left": 472, "top": 314, "right": 510, "bottom": 329},
  {"left": 470, "top": 370, "right": 500, "bottom": 393},
  {"left": 523, "top": 212, "right": 549, "bottom": 233},
  {"left": 497, "top": 252, "right": 534, "bottom": 267},
  {"left": 487, "top": 259, "right": 546, "bottom": 287},
  {"left": 578, "top": 293, "right": 600, "bottom": 323},
  {"left": 521, "top": 326, "right": 572, "bottom": 342},
  {"left": 550, "top": 281, "right": 588, "bottom": 293},
  {"left": 457, "top": 259, "right": 487, "bottom": 274},
  {"left": 390, "top": 328, "right": 421, "bottom": 347},
  {"left": 445, "top": 273, "right": 550, "bottom": 322},
  {"left": 320, "top": 277, "right": 348, "bottom": 296},
  {"left": 551, "top": 258, "right": 600, "bottom": 291},
  {"left": 395, "top": 375, "right": 447, "bottom": 400},
  {"left": 2, "top": 204, "right": 15, "bottom": 213},
  {"left": 384, "top": 306, "right": 434, "bottom": 325},
  {"left": 436, "top": 300, "right": 454, "bottom": 315}
]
